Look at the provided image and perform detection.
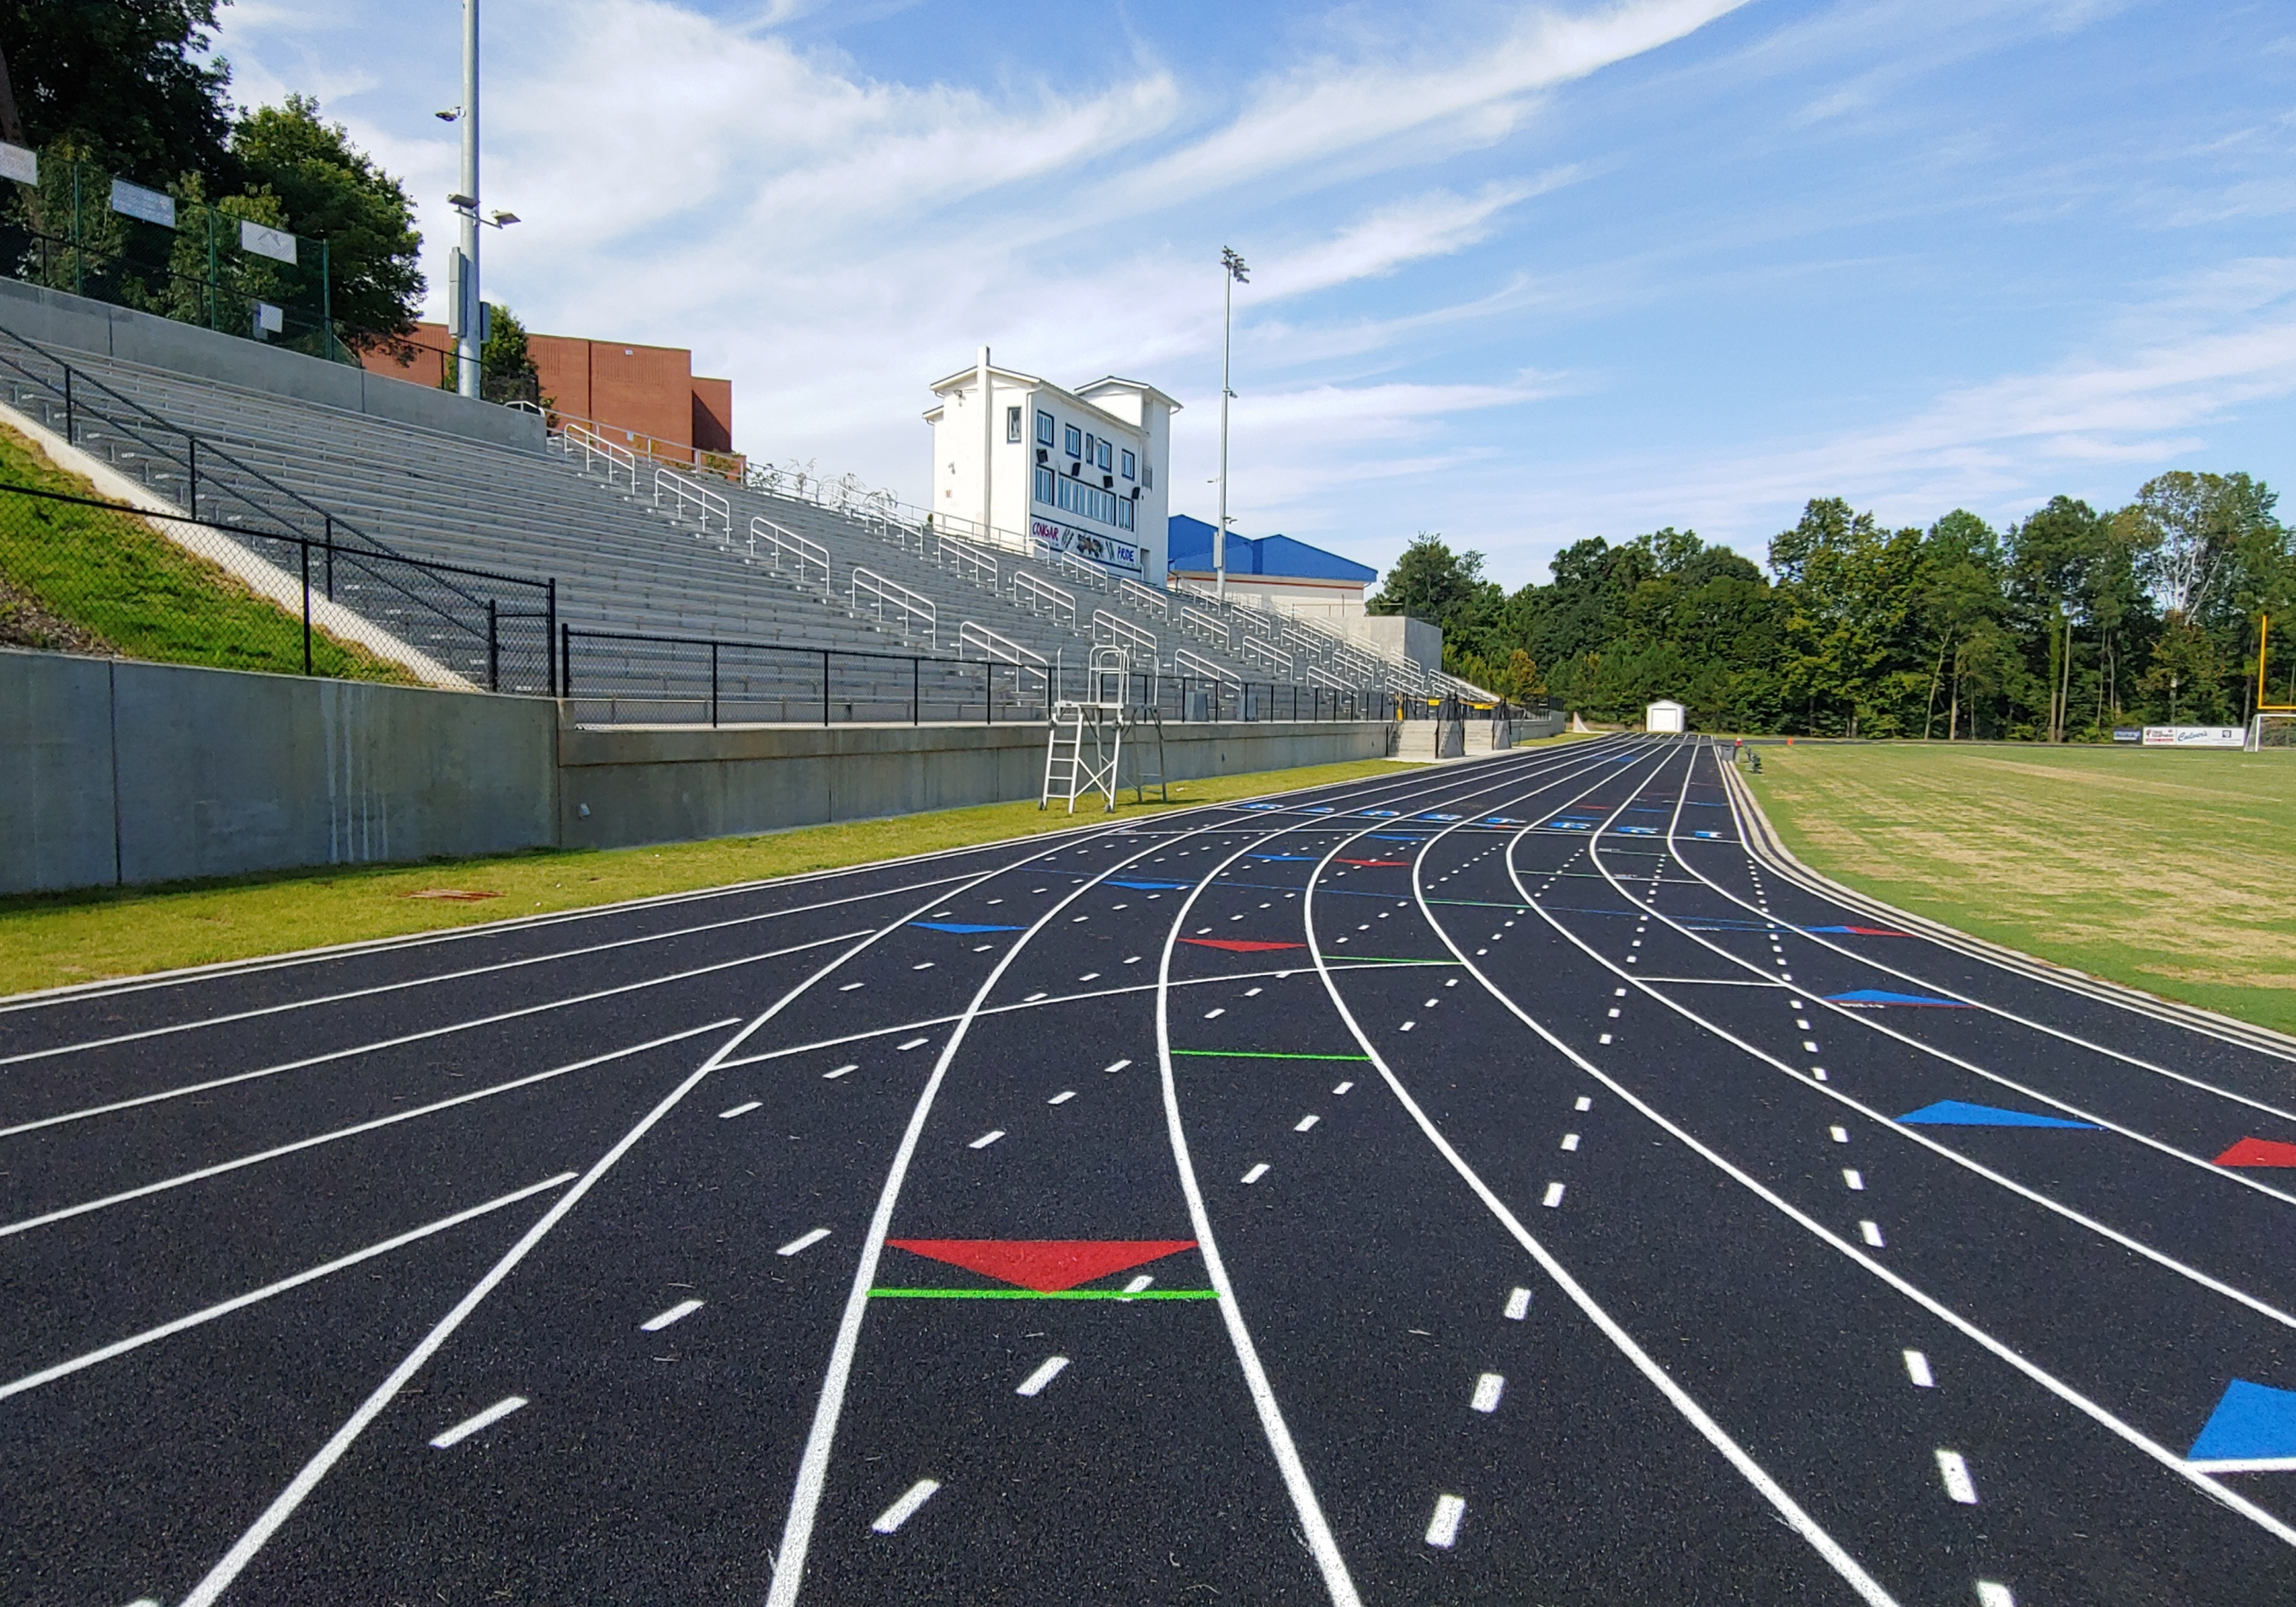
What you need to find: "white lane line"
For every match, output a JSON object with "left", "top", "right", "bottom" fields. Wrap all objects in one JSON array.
[
  {"left": 912, "top": 962, "right": 936, "bottom": 971},
  {"left": 1470, "top": 1373, "right": 1505, "bottom": 1413},
  {"left": 1503, "top": 1287, "right": 1532, "bottom": 1320},
  {"left": 1976, "top": 1585, "right": 2016, "bottom": 1607},
  {"left": 778, "top": 1228, "right": 832, "bottom": 1257},
  {"left": 0, "top": 930, "right": 866, "bottom": 1145},
  {"left": 1560, "top": 1133, "right": 1580, "bottom": 1151},
  {"left": 719, "top": 1101, "right": 762, "bottom": 1119},
  {"left": 871, "top": 1479, "right": 941, "bottom": 1534},
  {"left": 0, "top": 1018, "right": 738, "bottom": 1243},
  {"left": 430, "top": 1395, "right": 528, "bottom": 1450},
  {"left": 1025, "top": 992, "right": 1048, "bottom": 1003},
  {"left": 1541, "top": 1182, "right": 1566, "bottom": 1208},
  {"left": 1242, "top": 1163, "right": 1270, "bottom": 1184},
  {"left": 898, "top": 1037, "right": 929, "bottom": 1051},
  {"left": 2189, "top": 1455, "right": 2296, "bottom": 1473},
  {"left": 1124, "top": 1275, "right": 1154, "bottom": 1294},
  {"left": 1105, "top": 1058, "right": 1133, "bottom": 1073},
  {"left": 1333, "top": 1081, "right": 1354, "bottom": 1095},
  {"left": 1843, "top": 1169, "right": 1864, "bottom": 1191},
  {"left": 969, "top": 1130, "right": 1005, "bottom": 1150},
  {"left": 1935, "top": 1449, "right": 1979, "bottom": 1504},
  {"left": 1860, "top": 1220, "right": 1886, "bottom": 1247},
  {"left": 641, "top": 1299, "right": 704, "bottom": 1332},
  {"left": 840, "top": 981, "right": 866, "bottom": 992},
  {"left": 1295, "top": 1115, "right": 1320, "bottom": 1131},
  {"left": 1015, "top": 1356, "right": 1070, "bottom": 1397},
  {"left": 1425, "top": 1493, "right": 1467, "bottom": 1548},
  {"left": 1904, "top": 1350, "right": 1934, "bottom": 1388},
  {"left": 823, "top": 1064, "right": 857, "bottom": 1080},
  {"left": 0, "top": 1172, "right": 574, "bottom": 1403},
  {"left": 1048, "top": 1090, "right": 1077, "bottom": 1105},
  {"left": 1206, "top": 1008, "right": 1226, "bottom": 1019}
]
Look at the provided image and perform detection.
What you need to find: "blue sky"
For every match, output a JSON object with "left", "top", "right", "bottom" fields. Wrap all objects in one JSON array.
[{"left": 210, "top": 0, "right": 2296, "bottom": 590}]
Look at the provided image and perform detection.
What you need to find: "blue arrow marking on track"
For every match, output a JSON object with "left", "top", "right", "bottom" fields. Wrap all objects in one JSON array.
[
  {"left": 1366, "top": 833, "right": 1424, "bottom": 843},
  {"left": 1547, "top": 819, "right": 1597, "bottom": 830},
  {"left": 1242, "top": 803, "right": 1282, "bottom": 811},
  {"left": 1107, "top": 880, "right": 1191, "bottom": 891},
  {"left": 1693, "top": 829, "right": 1722, "bottom": 838},
  {"left": 1616, "top": 825, "right": 1660, "bottom": 835},
  {"left": 913, "top": 921, "right": 1024, "bottom": 934},
  {"left": 1419, "top": 813, "right": 1464, "bottom": 821},
  {"left": 1830, "top": 989, "right": 1970, "bottom": 1007},
  {"left": 1304, "top": 806, "right": 1335, "bottom": 813},
  {"left": 1358, "top": 810, "right": 1401, "bottom": 818},
  {"left": 1252, "top": 854, "right": 1319, "bottom": 862},
  {"left": 1899, "top": 1100, "right": 2096, "bottom": 1129},
  {"left": 2189, "top": 1380, "right": 2296, "bottom": 1464}
]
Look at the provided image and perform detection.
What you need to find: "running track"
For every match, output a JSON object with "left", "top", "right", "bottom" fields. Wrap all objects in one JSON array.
[{"left": 6, "top": 736, "right": 2295, "bottom": 1605}]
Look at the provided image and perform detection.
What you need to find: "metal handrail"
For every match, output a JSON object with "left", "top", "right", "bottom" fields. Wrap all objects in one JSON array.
[
  {"left": 958, "top": 619, "right": 1048, "bottom": 675},
  {"left": 1178, "top": 605, "right": 1230, "bottom": 647},
  {"left": 1012, "top": 568, "right": 1076, "bottom": 628},
  {"left": 1237, "top": 633, "right": 1293, "bottom": 675},
  {"left": 934, "top": 532, "right": 999, "bottom": 590},
  {"left": 752, "top": 515, "right": 828, "bottom": 594},
  {"left": 1092, "top": 607, "right": 1157, "bottom": 665},
  {"left": 852, "top": 565, "right": 937, "bottom": 646},
  {"left": 1306, "top": 660, "right": 1348, "bottom": 689},
  {"left": 1119, "top": 577, "right": 1170, "bottom": 618},
  {"left": 655, "top": 465, "right": 732, "bottom": 535},
  {"left": 1055, "top": 549, "right": 1111, "bottom": 591},
  {"left": 1173, "top": 645, "right": 1227, "bottom": 682},
  {"left": 560, "top": 419, "right": 638, "bottom": 488}
]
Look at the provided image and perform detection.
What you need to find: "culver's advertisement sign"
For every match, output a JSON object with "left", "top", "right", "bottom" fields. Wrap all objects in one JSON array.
[
  {"left": 1032, "top": 516, "right": 1142, "bottom": 576},
  {"left": 2141, "top": 725, "right": 2245, "bottom": 748}
]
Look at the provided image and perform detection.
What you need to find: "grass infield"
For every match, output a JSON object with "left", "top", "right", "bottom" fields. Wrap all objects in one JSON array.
[
  {"left": 0, "top": 754, "right": 1425, "bottom": 999},
  {"left": 1746, "top": 743, "right": 2296, "bottom": 1036}
]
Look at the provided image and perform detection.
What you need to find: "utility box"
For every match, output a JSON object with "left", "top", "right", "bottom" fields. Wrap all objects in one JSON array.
[{"left": 1645, "top": 699, "right": 1686, "bottom": 734}]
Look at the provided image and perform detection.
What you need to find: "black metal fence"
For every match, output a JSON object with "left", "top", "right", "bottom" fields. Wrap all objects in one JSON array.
[{"left": 0, "top": 481, "right": 555, "bottom": 690}]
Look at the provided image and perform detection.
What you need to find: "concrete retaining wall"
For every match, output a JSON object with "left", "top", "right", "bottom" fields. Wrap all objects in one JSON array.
[
  {"left": 0, "top": 278, "right": 545, "bottom": 451},
  {"left": 0, "top": 649, "right": 1394, "bottom": 893}
]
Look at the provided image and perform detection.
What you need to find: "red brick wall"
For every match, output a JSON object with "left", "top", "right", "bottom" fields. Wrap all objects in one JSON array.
[{"left": 691, "top": 376, "right": 733, "bottom": 453}]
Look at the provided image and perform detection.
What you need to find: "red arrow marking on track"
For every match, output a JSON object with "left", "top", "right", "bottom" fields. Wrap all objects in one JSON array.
[
  {"left": 886, "top": 1239, "right": 1198, "bottom": 1291},
  {"left": 1336, "top": 859, "right": 1409, "bottom": 867},
  {"left": 2217, "top": 1137, "right": 2296, "bottom": 1168},
  {"left": 1180, "top": 938, "right": 1305, "bottom": 952}
]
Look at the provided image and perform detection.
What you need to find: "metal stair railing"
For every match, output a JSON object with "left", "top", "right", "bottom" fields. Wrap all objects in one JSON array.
[
  {"left": 852, "top": 565, "right": 937, "bottom": 647},
  {"left": 1055, "top": 549, "right": 1111, "bottom": 591},
  {"left": 933, "top": 531, "right": 999, "bottom": 590},
  {"left": 1092, "top": 607, "right": 1157, "bottom": 667},
  {"left": 752, "top": 515, "right": 828, "bottom": 595},
  {"left": 1118, "top": 577, "right": 1169, "bottom": 619},
  {"left": 958, "top": 619, "right": 1049, "bottom": 697},
  {"left": 1177, "top": 605, "right": 1230, "bottom": 648},
  {"left": 655, "top": 464, "right": 732, "bottom": 536},
  {"left": 1173, "top": 645, "right": 1228, "bottom": 685},
  {"left": 559, "top": 419, "right": 640, "bottom": 488},
  {"left": 1011, "top": 568, "right": 1076, "bottom": 628},
  {"left": 1237, "top": 633, "right": 1293, "bottom": 675}
]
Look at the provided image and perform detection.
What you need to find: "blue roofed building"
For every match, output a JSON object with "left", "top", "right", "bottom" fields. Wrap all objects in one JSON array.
[{"left": 1167, "top": 514, "right": 1441, "bottom": 673}]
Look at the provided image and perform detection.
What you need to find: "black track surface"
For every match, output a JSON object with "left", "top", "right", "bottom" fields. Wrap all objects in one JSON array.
[{"left": 6, "top": 736, "right": 2294, "bottom": 1606}]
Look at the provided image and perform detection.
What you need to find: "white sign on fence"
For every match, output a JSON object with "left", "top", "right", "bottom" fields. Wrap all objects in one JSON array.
[
  {"left": 239, "top": 219, "right": 298, "bottom": 264},
  {"left": 253, "top": 302, "right": 284, "bottom": 335},
  {"left": 110, "top": 179, "right": 176, "bottom": 228},
  {"left": 0, "top": 143, "right": 37, "bottom": 186},
  {"left": 2141, "top": 726, "right": 2245, "bottom": 748}
]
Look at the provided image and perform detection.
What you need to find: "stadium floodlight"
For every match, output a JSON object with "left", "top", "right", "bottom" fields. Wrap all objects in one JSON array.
[
  {"left": 1216, "top": 246, "right": 1249, "bottom": 605},
  {"left": 435, "top": 108, "right": 460, "bottom": 122},
  {"left": 446, "top": 192, "right": 476, "bottom": 211},
  {"left": 490, "top": 210, "right": 519, "bottom": 227}
]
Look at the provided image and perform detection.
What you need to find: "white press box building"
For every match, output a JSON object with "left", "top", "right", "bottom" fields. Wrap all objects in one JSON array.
[{"left": 925, "top": 349, "right": 1178, "bottom": 583}]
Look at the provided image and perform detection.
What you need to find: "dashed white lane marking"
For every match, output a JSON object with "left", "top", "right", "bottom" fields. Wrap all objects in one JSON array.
[
  {"left": 1904, "top": 1350, "right": 1935, "bottom": 1388},
  {"left": 1830, "top": 1125, "right": 1849, "bottom": 1143},
  {"left": 1206, "top": 1008, "right": 1226, "bottom": 1019},
  {"left": 1425, "top": 1493, "right": 1467, "bottom": 1548},
  {"left": 1400, "top": 1020, "right": 1417, "bottom": 1031},
  {"left": 1015, "top": 1356, "right": 1070, "bottom": 1397},
  {"left": 1812, "top": 1067, "right": 1828, "bottom": 1081},
  {"left": 1860, "top": 1219, "right": 1886, "bottom": 1247},
  {"left": 1976, "top": 1582, "right": 2016, "bottom": 1607},
  {"left": 1575, "top": 1096, "right": 1593, "bottom": 1112},
  {"left": 1542, "top": 1182, "right": 1566, "bottom": 1208},
  {"left": 1048, "top": 1090, "right": 1076, "bottom": 1105},
  {"left": 430, "top": 1395, "right": 528, "bottom": 1449},
  {"left": 1504, "top": 1287, "right": 1532, "bottom": 1320},
  {"left": 642, "top": 1298, "right": 705, "bottom": 1332},
  {"left": 1607, "top": 1007, "right": 1622, "bottom": 1018},
  {"left": 1124, "top": 1275, "right": 1154, "bottom": 1293},
  {"left": 969, "top": 1130, "right": 1005, "bottom": 1150},
  {"left": 1105, "top": 1057, "right": 1133, "bottom": 1073},
  {"left": 1471, "top": 1373, "right": 1505, "bottom": 1413},
  {"left": 1080, "top": 972, "right": 1101, "bottom": 981},
  {"left": 718, "top": 1101, "right": 762, "bottom": 1119},
  {"left": 839, "top": 981, "right": 866, "bottom": 992},
  {"left": 1843, "top": 1169, "right": 1865, "bottom": 1191},
  {"left": 897, "top": 1038, "right": 929, "bottom": 1051},
  {"left": 1332, "top": 1081, "right": 1355, "bottom": 1095},
  {"left": 912, "top": 962, "right": 935, "bottom": 971},
  {"left": 1242, "top": 1163, "right": 1270, "bottom": 1184},
  {"left": 871, "top": 1479, "right": 940, "bottom": 1534},
  {"left": 1936, "top": 1449, "right": 1979, "bottom": 1504},
  {"left": 778, "top": 1228, "right": 832, "bottom": 1257},
  {"left": 1026, "top": 992, "right": 1048, "bottom": 1003},
  {"left": 1246, "top": 986, "right": 1264, "bottom": 997},
  {"left": 1598, "top": 1033, "right": 1613, "bottom": 1045},
  {"left": 1803, "top": 1040, "right": 1820, "bottom": 1053},
  {"left": 823, "top": 1064, "right": 857, "bottom": 1080},
  {"left": 1295, "top": 1114, "right": 1320, "bottom": 1131},
  {"left": 1560, "top": 1132, "right": 1581, "bottom": 1151}
]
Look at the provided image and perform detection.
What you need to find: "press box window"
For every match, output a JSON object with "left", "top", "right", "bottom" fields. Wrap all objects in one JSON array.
[
  {"left": 1121, "top": 450, "right": 1136, "bottom": 480},
  {"left": 1033, "top": 465, "right": 1057, "bottom": 504},
  {"left": 1098, "top": 440, "right": 1112, "bottom": 471},
  {"left": 1064, "top": 424, "right": 1082, "bottom": 458},
  {"left": 1036, "top": 410, "right": 1055, "bottom": 446},
  {"left": 1006, "top": 406, "right": 1022, "bottom": 443}
]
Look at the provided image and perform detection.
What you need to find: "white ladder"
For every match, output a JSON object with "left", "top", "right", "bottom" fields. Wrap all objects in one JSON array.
[{"left": 1041, "top": 646, "right": 1138, "bottom": 814}]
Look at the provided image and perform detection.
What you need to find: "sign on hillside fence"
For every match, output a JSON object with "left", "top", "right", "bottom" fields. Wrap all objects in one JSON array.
[{"left": 2141, "top": 726, "right": 2245, "bottom": 748}]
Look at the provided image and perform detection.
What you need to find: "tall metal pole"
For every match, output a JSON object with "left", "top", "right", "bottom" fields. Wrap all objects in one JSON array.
[
  {"left": 977, "top": 344, "right": 993, "bottom": 540},
  {"left": 1216, "top": 247, "right": 1248, "bottom": 604},
  {"left": 456, "top": 0, "right": 481, "bottom": 399}
]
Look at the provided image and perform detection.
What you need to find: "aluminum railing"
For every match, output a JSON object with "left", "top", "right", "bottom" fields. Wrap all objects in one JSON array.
[
  {"left": 934, "top": 533, "right": 999, "bottom": 590},
  {"left": 752, "top": 516, "right": 829, "bottom": 595},
  {"left": 958, "top": 619, "right": 1050, "bottom": 693},
  {"left": 1173, "top": 645, "right": 1227, "bottom": 681},
  {"left": 1011, "top": 568, "right": 1076, "bottom": 628},
  {"left": 561, "top": 420, "right": 639, "bottom": 489},
  {"left": 656, "top": 465, "right": 732, "bottom": 536},
  {"left": 1178, "top": 605, "right": 1231, "bottom": 647},
  {"left": 1237, "top": 633, "right": 1293, "bottom": 675},
  {"left": 1092, "top": 607, "right": 1158, "bottom": 666},
  {"left": 852, "top": 565, "right": 937, "bottom": 646},
  {"left": 1119, "top": 577, "right": 1170, "bottom": 619}
]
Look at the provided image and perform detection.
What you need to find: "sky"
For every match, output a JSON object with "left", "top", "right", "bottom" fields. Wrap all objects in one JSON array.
[{"left": 206, "top": 0, "right": 2296, "bottom": 591}]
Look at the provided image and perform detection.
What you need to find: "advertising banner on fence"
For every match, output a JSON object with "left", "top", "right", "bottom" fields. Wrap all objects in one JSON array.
[
  {"left": 2141, "top": 726, "right": 2245, "bottom": 747},
  {"left": 1031, "top": 516, "right": 1142, "bottom": 576},
  {"left": 109, "top": 179, "right": 175, "bottom": 229}
]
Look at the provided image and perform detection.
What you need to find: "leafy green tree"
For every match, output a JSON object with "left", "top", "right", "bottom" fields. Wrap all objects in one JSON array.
[
  {"left": 232, "top": 94, "right": 423, "bottom": 353},
  {"left": 1370, "top": 534, "right": 1503, "bottom": 641},
  {"left": 0, "top": 1, "right": 237, "bottom": 185}
]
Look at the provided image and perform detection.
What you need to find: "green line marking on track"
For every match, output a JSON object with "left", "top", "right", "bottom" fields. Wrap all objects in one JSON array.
[
  {"left": 868, "top": 1288, "right": 1221, "bottom": 1300},
  {"left": 1334, "top": 955, "right": 1458, "bottom": 965},
  {"left": 1172, "top": 1049, "right": 1371, "bottom": 1061}
]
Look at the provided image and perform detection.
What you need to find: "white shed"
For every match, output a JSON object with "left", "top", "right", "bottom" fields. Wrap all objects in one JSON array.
[{"left": 1645, "top": 699, "right": 1686, "bottom": 734}]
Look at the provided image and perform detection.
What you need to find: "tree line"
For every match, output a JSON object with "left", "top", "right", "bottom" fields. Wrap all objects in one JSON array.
[{"left": 1367, "top": 471, "right": 2296, "bottom": 737}]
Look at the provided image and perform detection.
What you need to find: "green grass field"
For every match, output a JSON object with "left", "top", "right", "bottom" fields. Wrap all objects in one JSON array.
[
  {"left": 0, "top": 754, "right": 1429, "bottom": 998},
  {"left": 1746, "top": 742, "right": 2296, "bottom": 1035}
]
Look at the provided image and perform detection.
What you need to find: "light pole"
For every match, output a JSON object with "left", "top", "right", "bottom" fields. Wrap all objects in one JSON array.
[
  {"left": 454, "top": 0, "right": 479, "bottom": 397},
  {"left": 1216, "top": 246, "right": 1248, "bottom": 604}
]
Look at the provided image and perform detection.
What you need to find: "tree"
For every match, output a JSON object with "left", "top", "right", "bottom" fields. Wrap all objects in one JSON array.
[
  {"left": 0, "top": 2, "right": 237, "bottom": 185},
  {"left": 232, "top": 94, "right": 423, "bottom": 352},
  {"left": 1369, "top": 534, "right": 1502, "bottom": 640},
  {"left": 478, "top": 300, "right": 544, "bottom": 405}
]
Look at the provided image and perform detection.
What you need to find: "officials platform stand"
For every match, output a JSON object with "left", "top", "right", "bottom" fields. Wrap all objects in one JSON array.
[{"left": 1041, "top": 648, "right": 1168, "bottom": 813}]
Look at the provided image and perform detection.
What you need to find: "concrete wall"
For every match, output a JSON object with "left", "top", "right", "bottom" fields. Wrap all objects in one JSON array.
[
  {"left": 0, "top": 279, "right": 544, "bottom": 451},
  {"left": 1333, "top": 613, "right": 1442, "bottom": 672},
  {"left": 1, "top": 648, "right": 1394, "bottom": 893}
]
